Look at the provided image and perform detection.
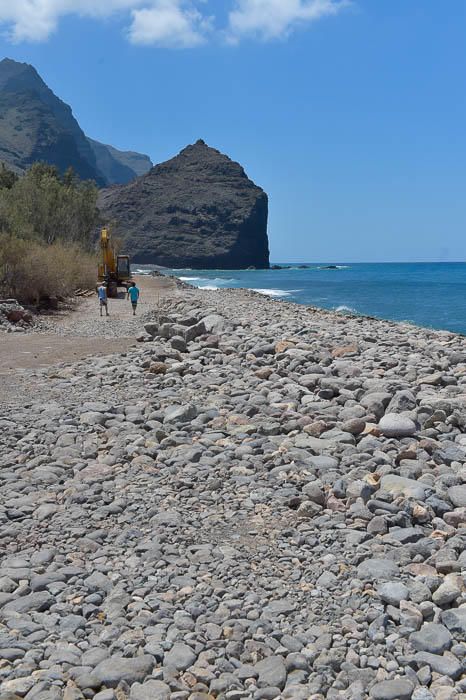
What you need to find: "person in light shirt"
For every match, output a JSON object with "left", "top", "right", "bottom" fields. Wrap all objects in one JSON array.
[{"left": 97, "top": 283, "right": 109, "bottom": 317}]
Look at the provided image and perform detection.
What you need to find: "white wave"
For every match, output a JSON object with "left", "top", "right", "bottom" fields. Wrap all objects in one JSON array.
[
  {"left": 253, "top": 288, "right": 297, "bottom": 298},
  {"left": 335, "top": 305, "right": 357, "bottom": 314},
  {"left": 179, "top": 276, "right": 237, "bottom": 286},
  {"left": 199, "top": 285, "right": 219, "bottom": 291}
]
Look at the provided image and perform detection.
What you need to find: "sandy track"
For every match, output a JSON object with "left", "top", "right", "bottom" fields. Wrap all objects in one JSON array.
[{"left": 0, "top": 273, "right": 177, "bottom": 377}]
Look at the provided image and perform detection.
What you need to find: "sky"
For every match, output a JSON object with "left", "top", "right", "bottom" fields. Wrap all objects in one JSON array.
[{"left": 0, "top": 0, "right": 465, "bottom": 263}]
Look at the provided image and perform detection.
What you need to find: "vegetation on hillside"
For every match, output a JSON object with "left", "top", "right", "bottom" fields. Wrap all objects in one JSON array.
[{"left": 0, "top": 163, "right": 99, "bottom": 304}]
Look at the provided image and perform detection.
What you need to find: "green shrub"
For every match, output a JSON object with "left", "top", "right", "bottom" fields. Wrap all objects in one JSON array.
[
  {"left": 0, "top": 163, "right": 100, "bottom": 303},
  {"left": 0, "top": 163, "right": 99, "bottom": 248},
  {"left": 0, "top": 233, "right": 97, "bottom": 304}
]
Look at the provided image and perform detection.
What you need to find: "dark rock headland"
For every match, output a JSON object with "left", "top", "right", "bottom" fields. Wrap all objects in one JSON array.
[{"left": 98, "top": 140, "right": 270, "bottom": 269}]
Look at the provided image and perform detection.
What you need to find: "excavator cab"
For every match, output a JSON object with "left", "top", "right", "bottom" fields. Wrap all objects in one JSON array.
[{"left": 117, "top": 256, "right": 130, "bottom": 279}]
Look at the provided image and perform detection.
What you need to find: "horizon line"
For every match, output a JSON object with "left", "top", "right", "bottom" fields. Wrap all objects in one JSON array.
[{"left": 272, "top": 260, "right": 466, "bottom": 265}]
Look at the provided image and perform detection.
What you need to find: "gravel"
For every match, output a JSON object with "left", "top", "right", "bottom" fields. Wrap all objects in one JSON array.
[{"left": 0, "top": 282, "right": 465, "bottom": 699}]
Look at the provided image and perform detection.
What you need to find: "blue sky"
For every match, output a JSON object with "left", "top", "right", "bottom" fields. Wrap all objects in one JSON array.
[{"left": 0, "top": 0, "right": 465, "bottom": 262}]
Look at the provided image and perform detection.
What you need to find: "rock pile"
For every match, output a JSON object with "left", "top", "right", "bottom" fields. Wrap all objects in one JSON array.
[
  {"left": 0, "top": 300, "right": 33, "bottom": 333},
  {"left": 0, "top": 286, "right": 465, "bottom": 700}
]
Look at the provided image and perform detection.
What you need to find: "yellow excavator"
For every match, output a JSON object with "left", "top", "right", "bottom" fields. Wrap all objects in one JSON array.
[{"left": 97, "top": 227, "right": 133, "bottom": 298}]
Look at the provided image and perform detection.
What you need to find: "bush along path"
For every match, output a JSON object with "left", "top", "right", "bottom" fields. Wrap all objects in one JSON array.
[{"left": 0, "top": 286, "right": 465, "bottom": 700}]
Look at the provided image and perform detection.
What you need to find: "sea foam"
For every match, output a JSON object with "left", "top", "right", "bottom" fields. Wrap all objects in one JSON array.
[
  {"left": 336, "top": 305, "right": 357, "bottom": 314},
  {"left": 253, "top": 288, "right": 294, "bottom": 297}
]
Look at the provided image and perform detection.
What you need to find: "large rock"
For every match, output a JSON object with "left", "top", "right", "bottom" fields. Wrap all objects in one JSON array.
[
  {"left": 93, "top": 655, "right": 154, "bottom": 687},
  {"left": 2, "top": 592, "right": 54, "bottom": 614},
  {"left": 378, "top": 581, "right": 409, "bottom": 606},
  {"left": 378, "top": 413, "right": 417, "bottom": 438},
  {"left": 413, "top": 652, "right": 461, "bottom": 679},
  {"left": 357, "top": 558, "right": 400, "bottom": 581},
  {"left": 380, "top": 474, "right": 425, "bottom": 500},
  {"left": 255, "top": 655, "right": 287, "bottom": 690},
  {"left": 440, "top": 607, "right": 466, "bottom": 635},
  {"left": 448, "top": 484, "right": 466, "bottom": 507},
  {"left": 130, "top": 680, "right": 171, "bottom": 699},
  {"left": 409, "top": 623, "right": 452, "bottom": 654},
  {"left": 369, "top": 679, "right": 414, "bottom": 700},
  {"left": 163, "top": 642, "right": 196, "bottom": 671},
  {"left": 98, "top": 140, "right": 270, "bottom": 269}
]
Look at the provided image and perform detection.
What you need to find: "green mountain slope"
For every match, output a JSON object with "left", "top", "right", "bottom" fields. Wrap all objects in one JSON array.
[{"left": 0, "top": 58, "right": 152, "bottom": 185}]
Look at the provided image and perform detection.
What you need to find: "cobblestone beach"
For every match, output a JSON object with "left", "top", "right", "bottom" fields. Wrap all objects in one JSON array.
[{"left": 0, "top": 279, "right": 465, "bottom": 700}]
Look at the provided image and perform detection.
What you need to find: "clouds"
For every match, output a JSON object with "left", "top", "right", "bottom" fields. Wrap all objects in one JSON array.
[
  {"left": 129, "top": 1, "right": 213, "bottom": 47},
  {"left": 0, "top": 0, "right": 147, "bottom": 42},
  {"left": 228, "top": 0, "right": 350, "bottom": 42},
  {"left": 0, "top": 0, "right": 348, "bottom": 45}
]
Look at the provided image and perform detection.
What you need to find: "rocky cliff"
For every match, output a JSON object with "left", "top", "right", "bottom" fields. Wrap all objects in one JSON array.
[
  {"left": 0, "top": 59, "right": 152, "bottom": 185},
  {"left": 98, "top": 140, "right": 270, "bottom": 269},
  {"left": 87, "top": 138, "right": 153, "bottom": 185}
]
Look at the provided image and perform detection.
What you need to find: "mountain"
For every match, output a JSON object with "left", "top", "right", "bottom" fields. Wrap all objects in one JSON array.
[
  {"left": 0, "top": 58, "right": 152, "bottom": 185},
  {"left": 98, "top": 140, "right": 270, "bottom": 270},
  {"left": 87, "top": 138, "right": 143, "bottom": 185},
  {"left": 99, "top": 143, "right": 153, "bottom": 178}
]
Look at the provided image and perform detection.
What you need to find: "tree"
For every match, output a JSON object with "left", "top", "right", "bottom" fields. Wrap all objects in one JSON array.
[
  {"left": 0, "top": 163, "right": 19, "bottom": 190},
  {"left": 0, "top": 162, "right": 99, "bottom": 248}
]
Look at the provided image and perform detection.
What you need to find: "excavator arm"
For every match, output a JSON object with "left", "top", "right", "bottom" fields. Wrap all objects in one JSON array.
[{"left": 98, "top": 228, "right": 116, "bottom": 279}]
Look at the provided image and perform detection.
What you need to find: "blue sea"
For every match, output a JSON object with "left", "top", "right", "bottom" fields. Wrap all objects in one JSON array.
[{"left": 135, "top": 263, "right": 466, "bottom": 336}]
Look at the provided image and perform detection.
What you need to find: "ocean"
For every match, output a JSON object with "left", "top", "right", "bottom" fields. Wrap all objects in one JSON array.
[{"left": 134, "top": 262, "right": 466, "bottom": 336}]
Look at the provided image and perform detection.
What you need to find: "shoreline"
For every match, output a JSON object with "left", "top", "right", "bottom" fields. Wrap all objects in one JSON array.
[
  {"left": 167, "top": 274, "right": 466, "bottom": 341},
  {"left": 0, "top": 272, "right": 465, "bottom": 699},
  {"left": 149, "top": 260, "right": 466, "bottom": 337}
]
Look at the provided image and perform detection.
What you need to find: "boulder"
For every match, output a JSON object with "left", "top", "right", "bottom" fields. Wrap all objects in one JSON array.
[
  {"left": 378, "top": 413, "right": 417, "bottom": 438},
  {"left": 447, "top": 484, "right": 466, "bottom": 507},
  {"left": 409, "top": 623, "right": 452, "bottom": 654},
  {"left": 357, "top": 558, "right": 400, "bottom": 581},
  {"left": 379, "top": 474, "right": 425, "bottom": 501},
  {"left": 255, "top": 655, "right": 287, "bottom": 690},
  {"left": 93, "top": 655, "right": 154, "bottom": 687},
  {"left": 163, "top": 642, "right": 196, "bottom": 671},
  {"left": 369, "top": 679, "right": 414, "bottom": 700}
]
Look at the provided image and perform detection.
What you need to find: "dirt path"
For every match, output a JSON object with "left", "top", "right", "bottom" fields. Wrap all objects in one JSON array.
[
  {"left": 0, "top": 274, "right": 177, "bottom": 376},
  {"left": 47, "top": 272, "right": 177, "bottom": 335}
]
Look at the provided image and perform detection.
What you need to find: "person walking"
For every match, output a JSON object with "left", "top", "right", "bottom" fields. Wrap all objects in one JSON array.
[
  {"left": 97, "top": 282, "right": 109, "bottom": 317},
  {"left": 127, "top": 281, "right": 140, "bottom": 315}
]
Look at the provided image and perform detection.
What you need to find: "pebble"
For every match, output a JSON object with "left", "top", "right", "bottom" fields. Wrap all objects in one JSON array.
[{"left": 0, "top": 283, "right": 465, "bottom": 699}]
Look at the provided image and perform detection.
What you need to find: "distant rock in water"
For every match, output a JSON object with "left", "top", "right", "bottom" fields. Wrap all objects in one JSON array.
[
  {"left": 0, "top": 58, "right": 152, "bottom": 185},
  {"left": 98, "top": 140, "right": 270, "bottom": 269}
]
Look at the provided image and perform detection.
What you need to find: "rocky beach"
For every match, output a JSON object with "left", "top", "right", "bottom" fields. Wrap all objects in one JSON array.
[{"left": 0, "top": 276, "right": 465, "bottom": 700}]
